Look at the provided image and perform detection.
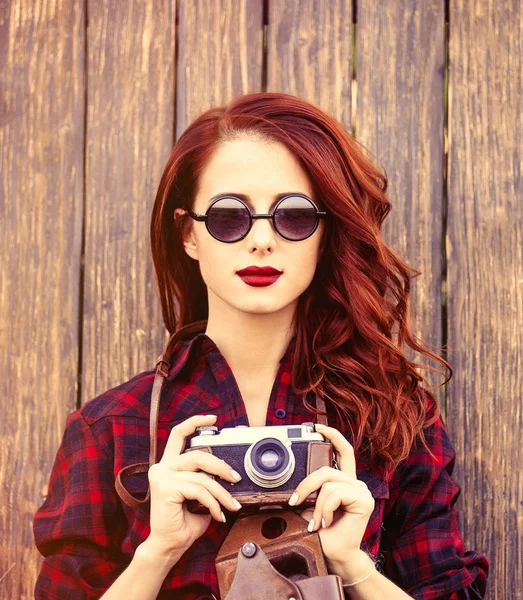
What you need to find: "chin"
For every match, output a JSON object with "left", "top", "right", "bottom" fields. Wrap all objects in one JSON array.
[{"left": 236, "top": 302, "right": 285, "bottom": 315}]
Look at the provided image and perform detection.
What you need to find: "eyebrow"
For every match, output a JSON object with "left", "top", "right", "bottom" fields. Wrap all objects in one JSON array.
[{"left": 207, "top": 192, "right": 312, "bottom": 210}]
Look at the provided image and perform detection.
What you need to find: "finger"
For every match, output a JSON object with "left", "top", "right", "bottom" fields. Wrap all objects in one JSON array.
[
  {"left": 315, "top": 424, "right": 357, "bottom": 478},
  {"left": 161, "top": 414, "right": 218, "bottom": 460},
  {"left": 322, "top": 482, "right": 375, "bottom": 527},
  {"left": 172, "top": 471, "right": 242, "bottom": 512},
  {"left": 310, "top": 482, "right": 338, "bottom": 531},
  {"left": 321, "top": 490, "right": 345, "bottom": 528},
  {"left": 289, "top": 465, "right": 354, "bottom": 506},
  {"left": 321, "top": 489, "right": 357, "bottom": 528},
  {"left": 170, "top": 449, "right": 242, "bottom": 485},
  {"left": 153, "top": 479, "right": 226, "bottom": 523}
]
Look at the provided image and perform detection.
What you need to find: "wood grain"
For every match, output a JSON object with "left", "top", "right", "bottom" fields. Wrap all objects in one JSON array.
[
  {"left": 0, "top": 1, "right": 85, "bottom": 596},
  {"left": 176, "top": 0, "right": 264, "bottom": 137},
  {"left": 447, "top": 1, "right": 523, "bottom": 597},
  {"left": 267, "top": 0, "right": 353, "bottom": 125},
  {"left": 82, "top": 0, "right": 175, "bottom": 403},
  {"left": 357, "top": 1, "right": 446, "bottom": 406}
]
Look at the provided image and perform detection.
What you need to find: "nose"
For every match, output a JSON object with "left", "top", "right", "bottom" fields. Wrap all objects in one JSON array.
[{"left": 247, "top": 216, "right": 278, "bottom": 247}]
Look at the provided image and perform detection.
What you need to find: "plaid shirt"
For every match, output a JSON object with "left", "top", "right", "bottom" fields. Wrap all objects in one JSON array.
[{"left": 33, "top": 331, "right": 489, "bottom": 599}]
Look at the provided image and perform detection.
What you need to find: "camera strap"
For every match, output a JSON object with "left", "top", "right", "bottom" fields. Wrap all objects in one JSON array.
[{"left": 115, "top": 320, "right": 329, "bottom": 509}]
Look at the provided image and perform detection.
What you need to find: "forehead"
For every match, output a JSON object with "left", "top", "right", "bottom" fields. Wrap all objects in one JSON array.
[
  {"left": 196, "top": 137, "right": 315, "bottom": 205},
  {"left": 206, "top": 191, "right": 315, "bottom": 213}
]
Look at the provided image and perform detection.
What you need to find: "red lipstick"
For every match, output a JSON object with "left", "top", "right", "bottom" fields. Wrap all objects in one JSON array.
[{"left": 237, "top": 265, "right": 283, "bottom": 287}]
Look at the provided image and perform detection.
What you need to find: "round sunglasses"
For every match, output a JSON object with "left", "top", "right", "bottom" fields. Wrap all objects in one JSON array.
[{"left": 182, "top": 193, "right": 328, "bottom": 243}]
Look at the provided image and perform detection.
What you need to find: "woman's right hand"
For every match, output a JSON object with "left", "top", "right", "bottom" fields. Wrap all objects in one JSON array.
[{"left": 145, "top": 414, "right": 243, "bottom": 558}]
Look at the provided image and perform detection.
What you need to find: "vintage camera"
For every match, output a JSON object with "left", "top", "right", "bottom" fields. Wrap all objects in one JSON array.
[{"left": 183, "top": 422, "right": 333, "bottom": 514}]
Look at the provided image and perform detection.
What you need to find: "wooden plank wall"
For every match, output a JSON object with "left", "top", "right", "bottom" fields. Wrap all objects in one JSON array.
[
  {"left": 1, "top": 2, "right": 86, "bottom": 598},
  {"left": 1, "top": 1, "right": 520, "bottom": 598},
  {"left": 447, "top": 2, "right": 522, "bottom": 598}
]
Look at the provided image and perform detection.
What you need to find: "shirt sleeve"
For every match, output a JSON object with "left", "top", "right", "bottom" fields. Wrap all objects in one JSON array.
[
  {"left": 379, "top": 411, "right": 490, "bottom": 600},
  {"left": 33, "top": 409, "right": 127, "bottom": 598}
]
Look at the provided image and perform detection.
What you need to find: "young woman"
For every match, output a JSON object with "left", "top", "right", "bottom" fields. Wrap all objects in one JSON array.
[{"left": 33, "top": 92, "right": 489, "bottom": 600}]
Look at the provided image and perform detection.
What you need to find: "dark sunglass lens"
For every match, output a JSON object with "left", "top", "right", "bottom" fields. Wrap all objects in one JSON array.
[
  {"left": 274, "top": 197, "right": 318, "bottom": 240},
  {"left": 207, "top": 198, "right": 249, "bottom": 241}
]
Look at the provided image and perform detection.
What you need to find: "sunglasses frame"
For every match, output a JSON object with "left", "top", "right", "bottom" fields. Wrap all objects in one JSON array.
[{"left": 182, "top": 193, "right": 329, "bottom": 243}]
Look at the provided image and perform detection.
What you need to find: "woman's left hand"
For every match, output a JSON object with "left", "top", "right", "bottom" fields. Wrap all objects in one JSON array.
[{"left": 290, "top": 423, "right": 375, "bottom": 564}]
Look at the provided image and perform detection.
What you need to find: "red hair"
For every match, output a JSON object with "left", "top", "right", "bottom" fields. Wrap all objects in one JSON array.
[{"left": 150, "top": 92, "right": 451, "bottom": 475}]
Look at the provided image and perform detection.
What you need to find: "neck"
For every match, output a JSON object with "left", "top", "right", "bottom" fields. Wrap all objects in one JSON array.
[{"left": 204, "top": 302, "right": 297, "bottom": 379}]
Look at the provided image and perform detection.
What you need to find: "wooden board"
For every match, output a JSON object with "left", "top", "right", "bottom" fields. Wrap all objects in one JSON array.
[
  {"left": 357, "top": 1, "right": 446, "bottom": 406},
  {"left": 267, "top": 0, "right": 353, "bottom": 124},
  {"left": 447, "top": 1, "right": 523, "bottom": 597},
  {"left": 0, "top": 1, "right": 85, "bottom": 597},
  {"left": 82, "top": 0, "right": 175, "bottom": 403},
  {"left": 176, "top": 0, "right": 264, "bottom": 136}
]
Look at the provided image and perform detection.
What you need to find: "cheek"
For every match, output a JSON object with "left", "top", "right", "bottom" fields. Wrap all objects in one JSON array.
[
  {"left": 285, "top": 242, "right": 322, "bottom": 286},
  {"left": 196, "top": 238, "right": 231, "bottom": 284}
]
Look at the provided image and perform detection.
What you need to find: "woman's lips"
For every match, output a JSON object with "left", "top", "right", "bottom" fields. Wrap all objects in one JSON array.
[{"left": 237, "top": 273, "right": 282, "bottom": 287}]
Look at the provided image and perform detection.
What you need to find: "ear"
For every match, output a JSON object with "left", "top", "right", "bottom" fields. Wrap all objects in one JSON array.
[{"left": 174, "top": 208, "right": 199, "bottom": 261}]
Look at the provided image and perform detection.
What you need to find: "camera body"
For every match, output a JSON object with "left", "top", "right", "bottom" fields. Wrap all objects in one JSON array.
[{"left": 183, "top": 422, "right": 333, "bottom": 513}]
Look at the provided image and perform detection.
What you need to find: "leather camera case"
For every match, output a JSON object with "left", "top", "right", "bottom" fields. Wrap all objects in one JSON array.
[
  {"left": 183, "top": 440, "right": 333, "bottom": 513},
  {"left": 217, "top": 510, "right": 344, "bottom": 600}
]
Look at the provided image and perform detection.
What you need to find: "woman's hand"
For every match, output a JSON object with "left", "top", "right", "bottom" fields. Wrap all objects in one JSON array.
[
  {"left": 291, "top": 423, "right": 375, "bottom": 564},
  {"left": 146, "top": 414, "right": 242, "bottom": 558}
]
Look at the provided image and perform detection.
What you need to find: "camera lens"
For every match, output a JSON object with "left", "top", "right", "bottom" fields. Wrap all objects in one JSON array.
[
  {"left": 260, "top": 449, "right": 280, "bottom": 469},
  {"left": 244, "top": 438, "right": 295, "bottom": 488}
]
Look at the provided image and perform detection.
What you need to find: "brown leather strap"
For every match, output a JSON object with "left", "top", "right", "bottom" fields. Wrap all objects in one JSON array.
[
  {"left": 296, "top": 575, "right": 344, "bottom": 600},
  {"left": 115, "top": 320, "right": 329, "bottom": 509},
  {"left": 313, "top": 396, "right": 328, "bottom": 427},
  {"left": 115, "top": 320, "right": 208, "bottom": 509}
]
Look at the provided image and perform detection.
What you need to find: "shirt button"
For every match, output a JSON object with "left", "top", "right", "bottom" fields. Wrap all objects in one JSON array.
[{"left": 275, "top": 408, "right": 286, "bottom": 418}]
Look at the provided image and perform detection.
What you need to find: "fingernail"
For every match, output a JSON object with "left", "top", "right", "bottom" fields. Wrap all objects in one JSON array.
[
  {"left": 221, "top": 511, "right": 226, "bottom": 523},
  {"left": 307, "top": 518, "right": 315, "bottom": 533},
  {"left": 288, "top": 492, "right": 299, "bottom": 506},
  {"left": 315, "top": 423, "right": 326, "bottom": 428},
  {"left": 231, "top": 469, "right": 242, "bottom": 482},
  {"left": 321, "top": 518, "right": 326, "bottom": 529},
  {"left": 232, "top": 498, "right": 242, "bottom": 509}
]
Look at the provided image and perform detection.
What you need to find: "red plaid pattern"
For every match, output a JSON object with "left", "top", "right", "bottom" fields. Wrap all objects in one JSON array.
[{"left": 33, "top": 332, "right": 489, "bottom": 599}]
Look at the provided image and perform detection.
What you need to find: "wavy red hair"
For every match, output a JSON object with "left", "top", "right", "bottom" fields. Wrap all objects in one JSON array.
[{"left": 150, "top": 92, "right": 452, "bottom": 475}]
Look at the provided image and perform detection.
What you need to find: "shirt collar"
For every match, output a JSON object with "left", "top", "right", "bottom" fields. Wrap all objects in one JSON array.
[
  {"left": 165, "top": 331, "right": 210, "bottom": 381},
  {"left": 165, "top": 330, "right": 298, "bottom": 381}
]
